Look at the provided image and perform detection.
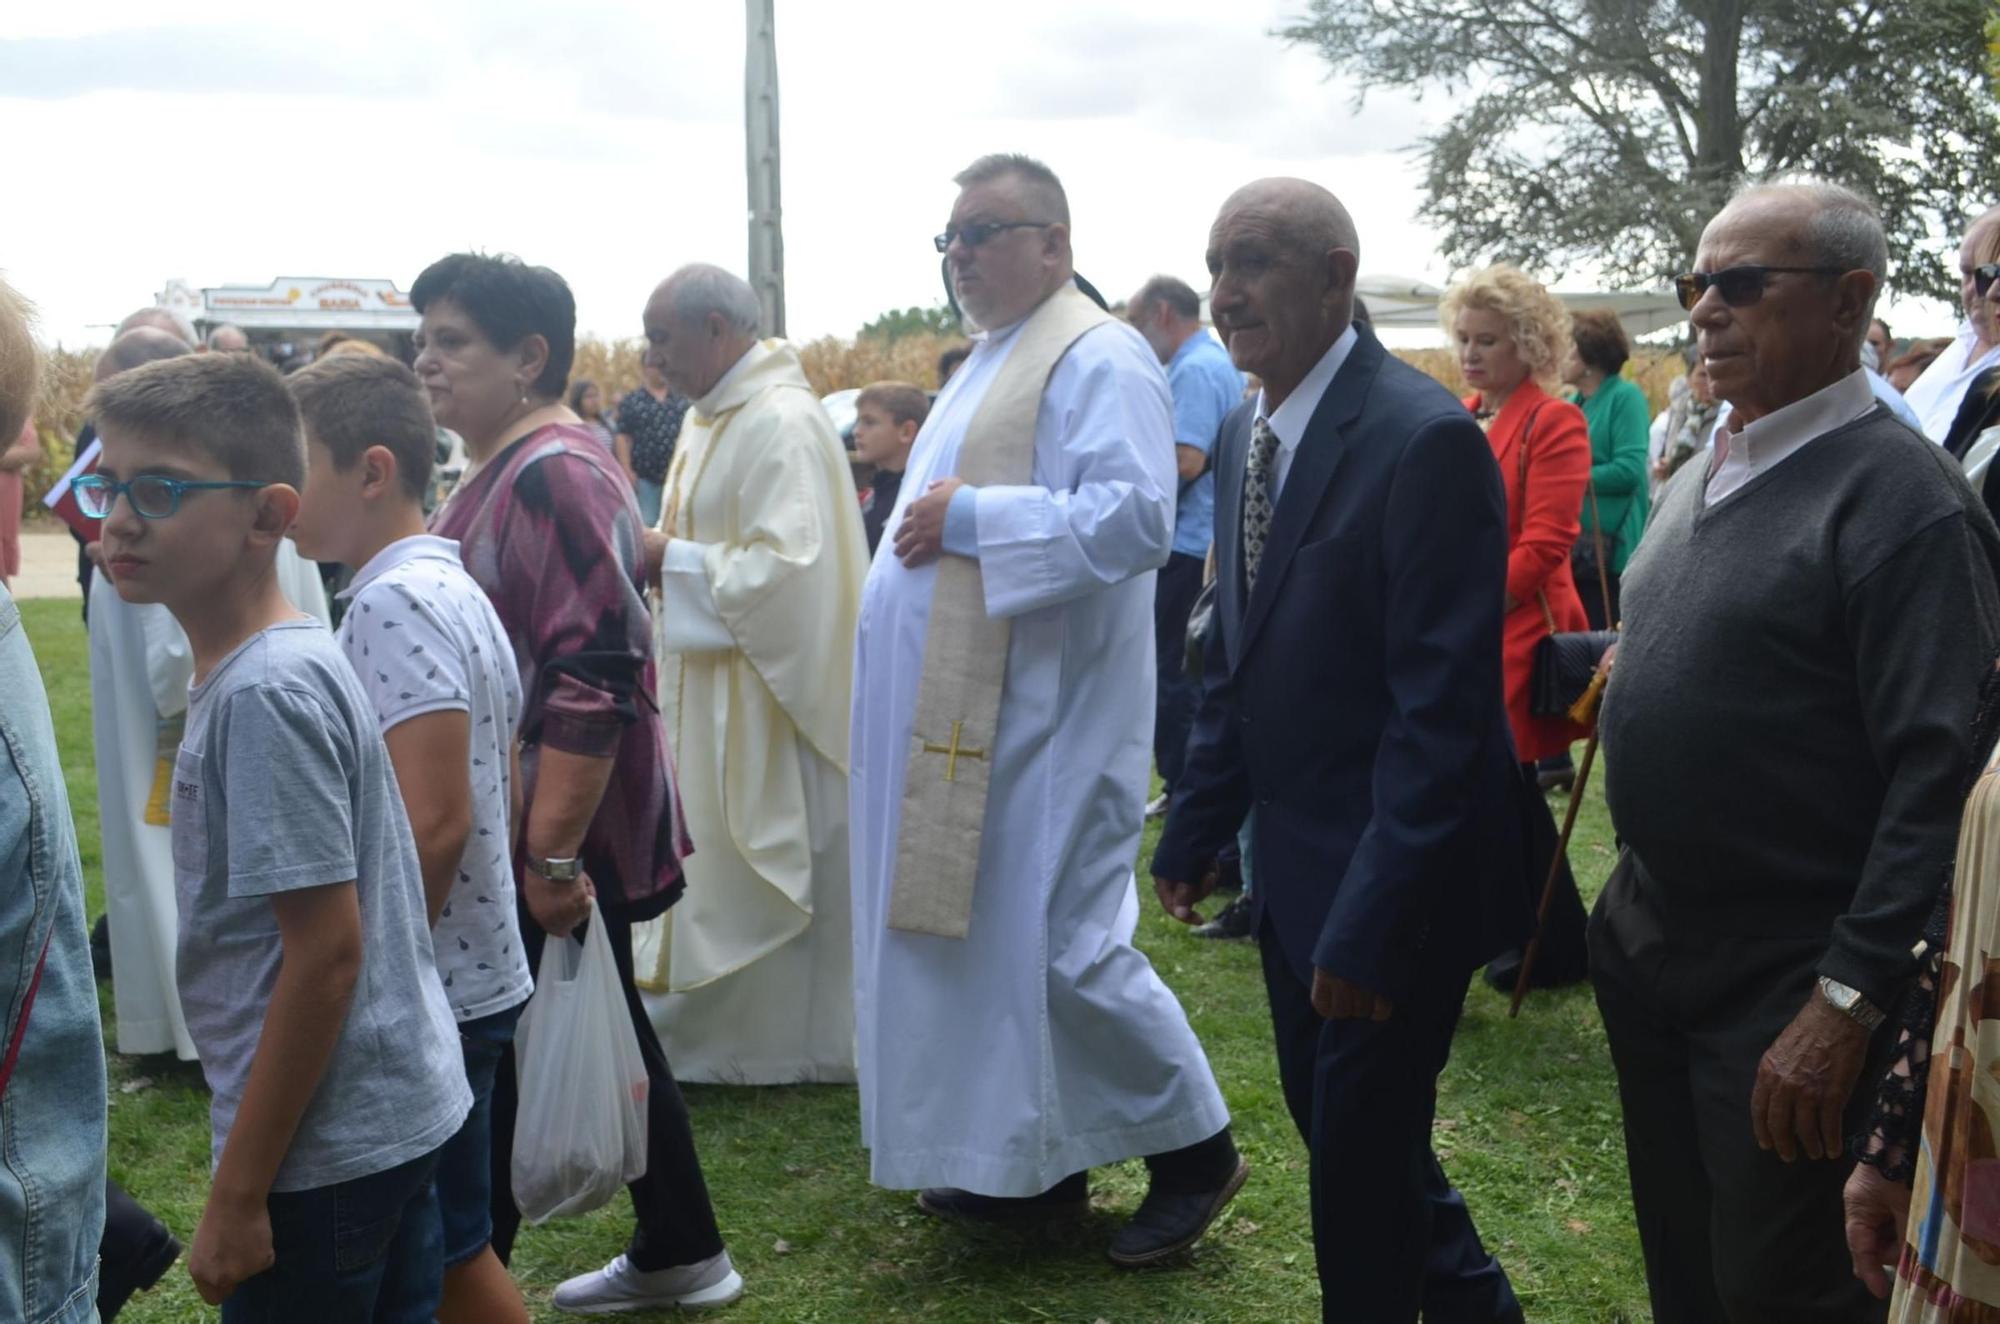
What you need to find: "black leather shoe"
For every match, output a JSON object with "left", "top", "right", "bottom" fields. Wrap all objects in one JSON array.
[
  {"left": 1194, "top": 895, "right": 1253, "bottom": 940},
  {"left": 917, "top": 1181, "right": 1087, "bottom": 1224},
  {"left": 1108, "top": 1157, "right": 1249, "bottom": 1267},
  {"left": 1535, "top": 764, "right": 1575, "bottom": 794},
  {"left": 98, "top": 1222, "right": 180, "bottom": 1320},
  {"left": 1483, "top": 948, "right": 1589, "bottom": 994}
]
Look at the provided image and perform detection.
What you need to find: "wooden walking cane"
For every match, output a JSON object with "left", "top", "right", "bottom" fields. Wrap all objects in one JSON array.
[
  {"left": 1510, "top": 716, "right": 1602, "bottom": 1018},
  {"left": 1510, "top": 470, "right": 1618, "bottom": 1017}
]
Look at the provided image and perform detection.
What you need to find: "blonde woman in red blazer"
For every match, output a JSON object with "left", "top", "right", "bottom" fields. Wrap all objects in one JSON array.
[{"left": 1443, "top": 264, "right": 1592, "bottom": 990}]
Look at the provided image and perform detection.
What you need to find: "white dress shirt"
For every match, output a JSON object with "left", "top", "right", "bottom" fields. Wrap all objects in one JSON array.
[
  {"left": 1706, "top": 369, "right": 1877, "bottom": 507},
  {"left": 1902, "top": 321, "right": 2000, "bottom": 443},
  {"left": 1255, "top": 324, "right": 1359, "bottom": 500}
]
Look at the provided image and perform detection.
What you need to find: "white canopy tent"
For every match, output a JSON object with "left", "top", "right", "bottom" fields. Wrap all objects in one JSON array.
[{"left": 1354, "top": 274, "right": 1688, "bottom": 341}]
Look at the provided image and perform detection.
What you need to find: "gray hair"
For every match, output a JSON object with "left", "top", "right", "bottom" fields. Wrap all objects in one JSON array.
[
  {"left": 115, "top": 305, "right": 198, "bottom": 348},
  {"left": 98, "top": 327, "right": 192, "bottom": 379},
  {"left": 1731, "top": 177, "right": 1889, "bottom": 283},
  {"left": 660, "top": 264, "right": 762, "bottom": 337},
  {"left": 953, "top": 153, "right": 1071, "bottom": 226},
  {"left": 1135, "top": 275, "right": 1201, "bottom": 321},
  {"left": 205, "top": 323, "right": 249, "bottom": 350}
]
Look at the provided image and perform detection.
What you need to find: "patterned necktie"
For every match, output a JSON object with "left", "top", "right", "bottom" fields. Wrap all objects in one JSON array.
[{"left": 1243, "top": 416, "right": 1282, "bottom": 592}]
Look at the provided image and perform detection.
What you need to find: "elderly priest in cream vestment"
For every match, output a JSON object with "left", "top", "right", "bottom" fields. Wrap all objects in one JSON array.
[
  {"left": 849, "top": 154, "right": 1244, "bottom": 1267},
  {"left": 634, "top": 264, "right": 867, "bottom": 1084}
]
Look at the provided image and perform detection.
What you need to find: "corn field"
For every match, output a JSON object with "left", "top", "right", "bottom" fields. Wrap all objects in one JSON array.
[{"left": 13, "top": 335, "right": 1682, "bottom": 527}]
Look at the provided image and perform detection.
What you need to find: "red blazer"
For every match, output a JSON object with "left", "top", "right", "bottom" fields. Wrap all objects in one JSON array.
[{"left": 1467, "top": 383, "right": 1591, "bottom": 762}]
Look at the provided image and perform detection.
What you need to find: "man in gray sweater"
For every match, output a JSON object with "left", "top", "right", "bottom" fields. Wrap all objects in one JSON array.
[{"left": 1593, "top": 180, "right": 2000, "bottom": 1322}]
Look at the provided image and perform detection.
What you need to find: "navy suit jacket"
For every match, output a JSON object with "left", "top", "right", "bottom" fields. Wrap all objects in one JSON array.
[{"left": 1152, "top": 328, "right": 1534, "bottom": 1000}]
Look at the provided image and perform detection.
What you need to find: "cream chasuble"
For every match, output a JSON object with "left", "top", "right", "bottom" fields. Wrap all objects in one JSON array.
[
  {"left": 634, "top": 340, "right": 867, "bottom": 1085},
  {"left": 90, "top": 542, "right": 329, "bottom": 1059},
  {"left": 849, "top": 293, "right": 1231, "bottom": 1196}
]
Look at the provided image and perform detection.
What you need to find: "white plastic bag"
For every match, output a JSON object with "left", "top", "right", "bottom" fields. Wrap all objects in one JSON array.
[{"left": 511, "top": 899, "right": 650, "bottom": 1223}]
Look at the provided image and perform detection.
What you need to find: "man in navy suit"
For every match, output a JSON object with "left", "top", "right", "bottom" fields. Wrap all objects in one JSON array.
[{"left": 1153, "top": 178, "right": 1531, "bottom": 1323}]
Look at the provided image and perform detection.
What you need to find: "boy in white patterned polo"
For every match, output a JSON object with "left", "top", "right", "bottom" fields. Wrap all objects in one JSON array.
[{"left": 288, "top": 354, "right": 533, "bottom": 1324}]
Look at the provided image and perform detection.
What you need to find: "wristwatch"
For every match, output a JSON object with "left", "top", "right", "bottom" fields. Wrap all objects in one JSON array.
[
  {"left": 1817, "top": 976, "right": 1886, "bottom": 1031},
  {"left": 525, "top": 854, "right": 583, "bottom": 884}
]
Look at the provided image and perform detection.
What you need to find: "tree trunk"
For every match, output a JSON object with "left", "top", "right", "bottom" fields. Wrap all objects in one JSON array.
[{"left": 1695, "top": 0, "right": 1746, "bottom": 183}]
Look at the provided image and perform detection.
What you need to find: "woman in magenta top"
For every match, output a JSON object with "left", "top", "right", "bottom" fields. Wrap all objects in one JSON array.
[{"left": 413, "top": 252, "right": 741, "bottom": 1314}]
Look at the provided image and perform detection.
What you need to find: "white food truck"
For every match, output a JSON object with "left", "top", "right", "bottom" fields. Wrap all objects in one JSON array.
[{"left": 156, "top": 275, "right": 419, "bottom": 363}]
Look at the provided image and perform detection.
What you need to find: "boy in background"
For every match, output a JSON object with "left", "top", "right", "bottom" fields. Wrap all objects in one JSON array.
[
  {"left": 82, "top": 353, "right": 469, "bottom": 1319},
  {"left": 287, "top": 354, "right": 532, "bottom": 1324},
  {"left": 851, "top": 381, "right": 928, "bottom": 555}
]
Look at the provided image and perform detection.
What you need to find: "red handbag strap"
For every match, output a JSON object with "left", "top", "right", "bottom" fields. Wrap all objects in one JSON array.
[{"left": 0, "top": 932, "right": 52, "bottom": 1099}]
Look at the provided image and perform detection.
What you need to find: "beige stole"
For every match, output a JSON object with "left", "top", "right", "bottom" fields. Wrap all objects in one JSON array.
[{"left": 888, "top": 284, "right": 1111, "bottom": 938}]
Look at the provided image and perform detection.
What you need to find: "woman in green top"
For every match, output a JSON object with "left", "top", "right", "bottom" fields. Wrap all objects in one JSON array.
[{"left": 1562, "top": 309, "right": 1652, "bottom": 628}]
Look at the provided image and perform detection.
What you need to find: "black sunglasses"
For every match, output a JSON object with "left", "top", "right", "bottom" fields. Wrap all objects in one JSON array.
[
  {"left": 1974, "top": 262, "right": 2000, "bottom": 297},
  {"left": 933, "top": 221, "right": 1054, "bottom": 254},
  {"left": 1673, "top": 264, "right": 1847, "bottom": 311}
]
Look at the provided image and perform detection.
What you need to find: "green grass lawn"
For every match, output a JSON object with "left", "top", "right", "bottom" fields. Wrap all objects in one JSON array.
[{"left": 18, "top": 595, "right": 1652, "bottom": 1322}]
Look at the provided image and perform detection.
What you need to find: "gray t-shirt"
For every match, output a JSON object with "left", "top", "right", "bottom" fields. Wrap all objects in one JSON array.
[
  {"left": 336, "top": 535, "right": 531, "bottom": 1022},
  {"left": 172, "top": 618, "right": 470, "bottom": 1192}
]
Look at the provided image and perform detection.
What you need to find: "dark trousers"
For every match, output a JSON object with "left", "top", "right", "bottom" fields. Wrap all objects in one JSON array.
[
  {"left": 1588, "top": 855, "right": 1889, "bottom": 1324},
  {"left": 489, "top": 902, "right": 724, "bottom": 1272},
  {"left": 1521, "top": 762, "right": 1589, "bottom": 982},
  {"left": 1576, "top": 563, "right": 1621, "bottom": 632},
  {"left": 1153, "top": 551, "right": 1206, "bottom": 792},
  {"left": 223, "top": 1148, "right": 443, "bottom": 1323},
  {"left": 1259, "top": 925, "right": 1521, "bottom": 1324}
]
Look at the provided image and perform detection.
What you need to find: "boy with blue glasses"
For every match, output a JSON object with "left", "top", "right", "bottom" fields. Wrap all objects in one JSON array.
[{"left": 82, "top": 352, "right": 468, "bottom": 1321}]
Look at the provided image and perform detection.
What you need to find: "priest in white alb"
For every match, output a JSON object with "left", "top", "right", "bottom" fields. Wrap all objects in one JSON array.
[
  {"left": 85, "top": 327, "right": 331, "bottom": 1059},
  {"left": 633, "top": 264, "right": 865, "bottom": 1085},
  {"left": 850, "top": 153, "right": 1246, "bottom": 1266}
]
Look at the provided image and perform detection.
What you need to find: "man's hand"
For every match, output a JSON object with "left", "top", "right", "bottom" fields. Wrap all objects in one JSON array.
[
  {"left": 894, "top": 478, "right": 965, "bottom": 568},
  {"left": 1152, "top": 867, "right": 1216, "bottom": 925},
  {"left": 1312, "top": 969, "right": 1395, "bottom": 1021},
  {"left": 1751, "top": 991, "right": 1872, "bottom": 1161},
  {"left": 188, "top": 1187, "right": 274, "bottom": 1305},
  {"left": 522, "top": 867, "right": 596, "bottom": 937},
  {"left": 1842, "top": 1162, "right": 1910, "bottom": 1299},
  {"left": 641, "top": 528, "right": 668, "bottom": 590}
]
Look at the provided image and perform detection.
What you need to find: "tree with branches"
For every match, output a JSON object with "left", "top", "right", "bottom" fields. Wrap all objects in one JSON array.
[{"left": 1285, "top": 0, "right": 2000, "bottom": 300}]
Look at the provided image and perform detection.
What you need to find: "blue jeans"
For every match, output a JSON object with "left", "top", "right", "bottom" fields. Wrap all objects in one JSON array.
[
  {"left": 437, "top": 1001, "right": 524, "bottom": 1267},
  {"left": 222, "top": 1148, "right": 444, "bottom": 1324},
  {"left": 635, "top": 477, "right": 665, "bottom": 530},
  {"left": 0, "top": 585, "right": 108, "bottom": 1324}
]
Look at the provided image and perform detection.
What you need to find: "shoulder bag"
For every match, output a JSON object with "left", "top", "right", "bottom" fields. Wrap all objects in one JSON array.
[{"left": 1517, "top": 405, "right": 1617, "bottom": 722}]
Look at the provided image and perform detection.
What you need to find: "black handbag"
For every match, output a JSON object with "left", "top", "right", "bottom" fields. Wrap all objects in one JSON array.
[
  {"left": 1512, "top": 404, "right": 1617, "bottom": 721},
  {"left": 1530, "top": 629, "right": 1618, "bottom": 717}
]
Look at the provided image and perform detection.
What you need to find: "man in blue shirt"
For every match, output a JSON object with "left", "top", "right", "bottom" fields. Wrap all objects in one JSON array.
[{"left": 1128, "top": 276, "right": 1245, "bottom": 816}]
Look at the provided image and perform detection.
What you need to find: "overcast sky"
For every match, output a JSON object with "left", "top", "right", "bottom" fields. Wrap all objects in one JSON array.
[{"left": 1, "top": 2, "right": 1960, "bottom": 351}]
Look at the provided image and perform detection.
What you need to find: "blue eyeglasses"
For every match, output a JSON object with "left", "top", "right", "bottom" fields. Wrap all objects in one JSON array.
[{"left": 71, "top": 473, "right": 266, "bottom": 520}]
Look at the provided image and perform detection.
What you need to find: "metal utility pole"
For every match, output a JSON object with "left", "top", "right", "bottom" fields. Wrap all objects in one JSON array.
[{"left": 745, "top": 0, "right": 785, "bottom": 337}]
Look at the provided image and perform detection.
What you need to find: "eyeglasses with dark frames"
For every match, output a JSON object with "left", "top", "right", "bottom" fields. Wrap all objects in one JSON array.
[
  {"left": 1673, "top": 264, "right": 1848, "bottom": 311},
  {"left": 933, "top": 221, "right": 1055, "bottom": 254},
  {"left": 71, "top": 473, "right": 266, "bottom": 520}
]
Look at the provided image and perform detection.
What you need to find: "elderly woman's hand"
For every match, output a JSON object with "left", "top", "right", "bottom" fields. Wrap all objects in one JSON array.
[{"left": 1842, "top": 1162, "right": 1908, "bottom": 1299}]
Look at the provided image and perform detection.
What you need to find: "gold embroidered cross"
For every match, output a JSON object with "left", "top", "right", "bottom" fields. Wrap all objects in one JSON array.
[{"left": 921, "top": 720, "right": 988, "bottom": 782}]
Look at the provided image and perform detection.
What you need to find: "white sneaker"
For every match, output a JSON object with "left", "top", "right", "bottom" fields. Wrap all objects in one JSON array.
[
  {"left": 551, "top": 1250, "right": 744, "bottom": 1314},
  {"left": 1145, "top": 792, "right": 1171, "bottom": 819}
]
